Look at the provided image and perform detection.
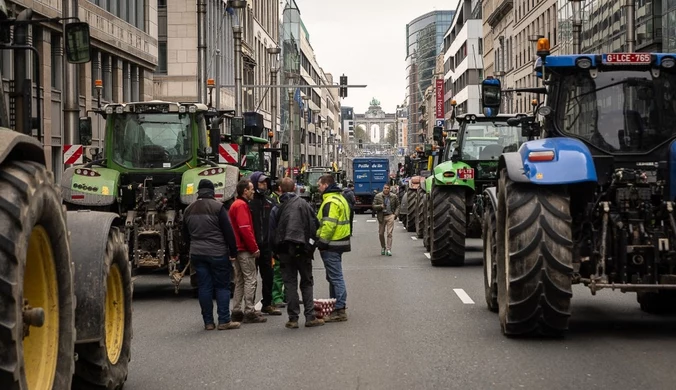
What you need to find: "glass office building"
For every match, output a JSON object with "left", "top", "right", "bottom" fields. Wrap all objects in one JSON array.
[
  {"left": 557, "top": 0, "right": 662, "bottom": 54},
  {"left": 406, "top": 10, "right": 453, "bottom": 142}
]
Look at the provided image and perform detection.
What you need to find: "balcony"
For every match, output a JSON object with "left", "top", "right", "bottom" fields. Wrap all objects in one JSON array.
[{"left": 486, "top": 0, "right": 513, "bottom": 28}]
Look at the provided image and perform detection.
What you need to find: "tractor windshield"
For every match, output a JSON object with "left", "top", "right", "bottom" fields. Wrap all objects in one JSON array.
[
  {"left": 459, "top": 122, "right": 524, "bottom": 160},
  {"left": 555, "top": 70, "right": 676, "bottom": 154},
  {"left": 111, "top": 113, "right": 193, "bottom": 169},
  {"left": 243, "top": 142, "right": 265, "bottom": 172},
  {"left": 306, "top": 172, "right": 326, "bottom": 186}
]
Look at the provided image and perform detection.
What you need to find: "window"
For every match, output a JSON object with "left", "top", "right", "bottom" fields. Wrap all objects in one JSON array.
[
  {"left": 156, "top": 1, "right": 167, "bottom": 74},
  {"left": 92, "top": 0, "right": 145, "bottom": 31}
]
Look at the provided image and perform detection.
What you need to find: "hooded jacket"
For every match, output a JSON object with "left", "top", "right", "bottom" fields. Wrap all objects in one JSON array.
[
  {"left": 316, "top": 184, "right": 351, "bottom": 252},
  {"left": 248, "top": 171, "right": 275, "bottom": 250},
  {"left": 183, "top": 184, "right": 238, "bottom": 257},
  {"left": 269, "top": 192, "right": 319, "bottom": 255}
]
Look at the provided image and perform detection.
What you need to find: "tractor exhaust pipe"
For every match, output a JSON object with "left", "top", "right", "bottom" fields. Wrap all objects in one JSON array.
[
  {"left": 13, "top": 8, "right": 33, "bottom": 136},
  {"left": 197, "top": 0, "right": 207, "bottom": 104},
  {"left": 623, "top": 0, "right": 636, "bottom": 52},
  {"left": 63, "top": 0, "right": 79, "bottom": 155}
]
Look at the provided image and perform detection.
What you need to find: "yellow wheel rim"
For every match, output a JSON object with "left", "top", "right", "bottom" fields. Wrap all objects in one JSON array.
[
  {"left": 105, "top": 263, "right": 125, "bottom": 364},
  {"left": 23, "top": 225, "right": 59, "bottom": 390}
]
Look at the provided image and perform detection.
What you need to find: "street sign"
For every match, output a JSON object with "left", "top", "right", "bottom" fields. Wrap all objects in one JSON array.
[
  {"left": 218, "top": 143, "right": 239, "bottom": 164},
  {"left": 436, "top": 119, "right": 445, "bottom": 127},
  {"left": 63, "top": 144, "right": 83, "bottom": 165}
]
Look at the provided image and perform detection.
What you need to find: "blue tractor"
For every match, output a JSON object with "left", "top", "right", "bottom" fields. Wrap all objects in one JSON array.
[{"left": 481, "top": 38, "right": 676, "bottom": 337}]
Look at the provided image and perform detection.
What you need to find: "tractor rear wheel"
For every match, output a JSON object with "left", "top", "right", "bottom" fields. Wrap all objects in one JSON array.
[
  {"left": 72, "top": 227, "right": 132, "bottom": 389},
  {"left": 429, "top": 186, "right": 466, "bottom": 266},
  {"left": 0, "top": 160, "right": 76, "bottom": 390},
  {"left": 496, "top": 170, "right": 573, "bottom": 337},
  {"left": 482, "top": 204, "right": 498, "bottom": 312},
  {"left": 415, "top": 189, "right": 425, "bottom": 239},
  {"left": 637, "top": 291, "right": 676, "bottom": 314},
  {"left": 423, "top": 193, "right": 431, "bottom": 252},
  {"left": 405, "top": 189, "right": 417, "bottom": 232}
]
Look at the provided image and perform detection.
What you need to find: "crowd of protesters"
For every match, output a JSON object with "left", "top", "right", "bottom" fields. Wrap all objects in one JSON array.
[{"left": 183, "top": 172, "right": 352, "bottom": 330}]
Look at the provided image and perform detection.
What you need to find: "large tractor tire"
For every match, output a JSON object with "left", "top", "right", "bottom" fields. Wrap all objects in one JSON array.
[
  {"left": 415, "top": 190, "right": 425, "bottom": 239},
  {"left": 71, "top": 225, "right": 132, "bottom": 389},
  {"left": 0, "top": 160, "right": 76, "bottom": 390},
  {"left": 637, "top": 291, "right": 676, "bottom": 314},
  {"left": 482, "top": 204, "right": 498, "bottom": 312},
  {"left": 496, "top": 171, "right": 573, "bottom": 337},
  {"left": 405, "top": 189, "right": 417, "bottom": 232},
  {"left": 423, "top": 193, "right": 431, "bottom": 252},
  {"left": 429, "top": 186, "right": 466, "bottom": 266}
]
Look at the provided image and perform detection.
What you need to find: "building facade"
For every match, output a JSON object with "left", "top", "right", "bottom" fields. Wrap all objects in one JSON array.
[
  {"left": 154, "top": 0, "right": 279, "bottom": 133},
  {"left": 396, "top": 104, "right": 408, "bottom": 149},
  {"left": 1, "top": 0, "right": 157, "bottom": 180},
  {"left": 483, "top": 0, "right": 516, "bottom": 112},
  {"left": 557, "top": 0, "right": 663, "bottom": 55},
  {"left": 281, "top": 0, "right": 340, "bottom": 169},
  {"left": 444, "top": 0, "right": 484, "bottom": 121},
  {"left": 406, "top": 10, "right": 454, "bottom": 148},
  {"left": 354, "top": 98, "right": 397, "bottom": 144}
]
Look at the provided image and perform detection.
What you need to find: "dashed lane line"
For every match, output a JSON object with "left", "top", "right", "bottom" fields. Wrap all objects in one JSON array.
[
  {"left": 424, "top": 253, "right": 430, "bottom": 259},
  {"left": 453, "top": 288, "right": 475, "bottom": 304},
  {"left": 411, "top": 236, "right": 418, "bottom": 240},
  {"left": 366, "top": 219, "right": 377, "bottom": 223}
]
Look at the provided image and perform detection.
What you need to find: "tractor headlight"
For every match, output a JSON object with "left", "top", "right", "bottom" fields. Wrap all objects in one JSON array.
[{"left": 105, "top": 106, "right": 114, "bottom": 114}]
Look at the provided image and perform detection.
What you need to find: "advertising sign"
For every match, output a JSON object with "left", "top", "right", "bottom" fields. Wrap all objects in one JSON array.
[{"left": 435, "top": 78, "right": 444, "bottom": 120}]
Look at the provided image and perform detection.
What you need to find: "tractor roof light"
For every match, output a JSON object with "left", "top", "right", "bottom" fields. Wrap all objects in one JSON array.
[
  {"left": 536, "top": 38, "right": 550, "bottom": 57},
  {"left": 531, "top": 99, "right": 539, "bottom": 107},
  {"left": 105, "top": 106, "right": 114, "bottom": 114},
  {"left": 188, "top": 105, "right": 197, "bottom": 113},
  {"left": 178, "top": 105, "right": 187, "bottom": 113},
  {"left": 663, "top": 57, "right": 676, "bottom": 69},
  {"left": 528, "top": 150, "right": 555, "bottom": 162},
  {"left": 576, "top": 58, "right": 593, "bottom": 69},
  {"left": 451, "top": 99, "right": 457, "bottom": 106},
  {"left": 115, "top": 106, "right": 124, "bottom": 114},
  {"left": 95, "top": 79, "right": 103, "bottom": 89}
]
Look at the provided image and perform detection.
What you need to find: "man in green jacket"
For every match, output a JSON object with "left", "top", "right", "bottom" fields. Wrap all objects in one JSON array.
[
  {"left": 373, "top": 184, "right": 399, "bottom": 256},
  {"left": 316, "top": 174, "right": 351, "bottom": 322}
]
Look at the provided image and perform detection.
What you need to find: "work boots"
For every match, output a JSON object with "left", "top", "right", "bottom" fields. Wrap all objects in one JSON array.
[
  {"left": 323, "top": 308, "right": 347, "bottom": 323},
  {"left": 231, "top": 310, "right": 244, "bottom": 322},
  {"left": 243, "top": 312, "right": 267, "bottom": 323},
  {"left": 261, "top": 305, "right": 282, "bottom": 316}
]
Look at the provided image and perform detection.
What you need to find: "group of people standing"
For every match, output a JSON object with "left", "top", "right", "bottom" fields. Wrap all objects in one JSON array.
[{"left": 182, "top": 171, "right": 352, "bottom": 330}]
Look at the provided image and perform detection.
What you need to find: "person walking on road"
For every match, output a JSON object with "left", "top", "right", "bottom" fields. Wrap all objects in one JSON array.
[
  {"left": 373, "top": 184, "right": 400, "bottom": 256},
  {"left": 342, "top": 183, "right": 356, "bottom": 236},
  {"left": 316, "top": 174, "right": 351, "bottom": 323},
  {"left": 183, "top": 179, "right": 240, "bottom": 330},
  {"left": 269, "top": 178, "right": 324, "bottom": 329},
  {"left": 228, "top": 179, "right": 267, "bottom": 324},
  {"left": 249, "top": 172, "right": 282, "bottom": 316}
]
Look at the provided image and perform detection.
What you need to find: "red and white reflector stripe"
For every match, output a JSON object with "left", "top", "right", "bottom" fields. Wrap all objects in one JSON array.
[{"left": 63, "top": 144, "right": 83, "bottom": 165}]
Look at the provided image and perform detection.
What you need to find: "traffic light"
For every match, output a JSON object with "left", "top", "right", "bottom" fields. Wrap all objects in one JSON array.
[
  {"left": 358, "top": 139, "right": 362, "bottom": 149},
  {"left": 339, "top": 74, "right": 347, "bottom": 98},
  {"left": 281, "top": 143, "right": 288, "bottom": 161},
  {"left": 433, "top": 126, "right": 443, "bottom": 142}
]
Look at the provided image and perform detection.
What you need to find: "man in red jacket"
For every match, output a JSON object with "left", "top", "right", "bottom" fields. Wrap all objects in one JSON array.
[{"left": 229, "top": 179, "right": 266, "bottom": 324}]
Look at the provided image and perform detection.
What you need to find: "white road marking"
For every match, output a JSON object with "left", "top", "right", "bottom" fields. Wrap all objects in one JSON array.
[
  {"left": 453, "top": 288, "right": 475, "bottom": 304},
  {"left": 424, "top": 252, "right": 430, "bottom": 259},
  {"left": 366, "top": 219, "right": 377, "bottom": 223},
  {"left": 411, "top": 236, "right": 418, "bottom": 240}
]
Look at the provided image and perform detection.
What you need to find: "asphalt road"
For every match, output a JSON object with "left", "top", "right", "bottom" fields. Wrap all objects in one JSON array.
[{"left": 125, "top": 213, "right": 676, "bottom": 390}]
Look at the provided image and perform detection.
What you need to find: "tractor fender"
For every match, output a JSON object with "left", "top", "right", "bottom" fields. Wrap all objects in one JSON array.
[
  {"left": 0, "top": 128, "right": 46, "bottom": 166},
  {"left": 180, "top": 164, "right": 239, "bottom": 204},
  {"left": 61, "top": 166, "right": 119, "bottom": 206},
  {"left": 67, "top": 210, "right": 122, "bottom": 343},
  {"left": 483, "top": 186, "right": 498, "bottom": 213},
  {"left": 500, "top": 138, "right": 598, "bottom": 185}
]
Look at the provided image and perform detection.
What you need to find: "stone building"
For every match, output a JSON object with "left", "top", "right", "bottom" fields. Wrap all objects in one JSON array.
[
  {"left": 354, "top": 98, "right": 396, "bottom": 144},
  {"left": 0, "top": 0, "right": 158, "bottom": 180}
]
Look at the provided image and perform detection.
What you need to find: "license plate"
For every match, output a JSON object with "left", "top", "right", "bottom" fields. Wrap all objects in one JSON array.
[
  {"left": 603, "top": 53, "right": 651, "bottom": 64},
  {"left": 457, "top": 168, "right": 474, "bottom": 180}
]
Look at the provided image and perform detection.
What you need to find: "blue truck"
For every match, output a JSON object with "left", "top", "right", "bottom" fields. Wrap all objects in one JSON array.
[{"left": 352, "top": 157, "right": 389, "bottom": 213}]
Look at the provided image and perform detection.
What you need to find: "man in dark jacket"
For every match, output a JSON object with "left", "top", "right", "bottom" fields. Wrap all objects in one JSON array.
[
  {"left": 183, "top": 179, "right": 240, "bottom": 330},
  {"left": 269, "top": 177, "right": 324, "bottom": 329},
  {"left": 342, "top": 183, "right": 356, "bottom": 236},
  {"left": 248, "top": 171, "right": 282, "bottom": 316}
]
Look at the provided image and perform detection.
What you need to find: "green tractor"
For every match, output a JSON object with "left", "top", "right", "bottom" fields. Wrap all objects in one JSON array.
[
  {"left": 421, "top": 113, "right": 524, "bottom": 266},
  {"left": 61, "top": 101, "right": 242, "bottom": 292},
  {"left": 300, "top": 166, "right": 334, "bottom": 208}
]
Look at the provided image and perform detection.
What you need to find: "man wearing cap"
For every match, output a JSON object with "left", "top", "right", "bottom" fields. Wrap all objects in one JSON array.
[
  {"left": 183, "top": 179, "right": 240, "bottom": 330},
  {"left": 269, "top": 180, "right": 287, "bottom": 307},
  {"left": 248, "top": 172, "right": 282, "bottom": 316}
]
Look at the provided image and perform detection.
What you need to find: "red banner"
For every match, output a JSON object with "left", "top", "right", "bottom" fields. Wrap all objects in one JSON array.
[{"left": 435, "top": 78, "right": 444, "bottom": 120}]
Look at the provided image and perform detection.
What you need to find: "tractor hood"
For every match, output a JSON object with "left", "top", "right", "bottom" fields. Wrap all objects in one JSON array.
[{"left": 428, "top": 160, "right": 476, "bottom": 190}]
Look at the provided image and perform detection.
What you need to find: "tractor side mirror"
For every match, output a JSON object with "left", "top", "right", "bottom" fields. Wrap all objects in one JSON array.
[
  {"left": 78, "top": 117, "right": 92, "bottom": 146},
  {"left": 481, "top": 78, "right": 502, "bottom": 117},
  {"left": 64, "top": 22, "right": 92, "bottom": 64},
  {"left": 507, "top": 117, "right": 521, "bottom": 127},
  {"left": 209, "top": 128, "right": 221, "bottom": 153}
]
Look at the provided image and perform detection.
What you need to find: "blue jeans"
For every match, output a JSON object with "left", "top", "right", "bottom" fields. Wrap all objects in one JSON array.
[
  {"left": 192, "top": 254, "right": 231, "bottom": 325},
  {"left": 320, "top": 250, "right": 347, "bottom": 309}
]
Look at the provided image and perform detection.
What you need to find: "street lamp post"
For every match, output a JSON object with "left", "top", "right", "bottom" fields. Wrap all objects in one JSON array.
[
  {"left": 301, "top": 95, "right": 310, "bottom": 165},
  {"left": 230, "top": 0, "right": 247, "bottom": 117},
  {"left": 267, "top": 46, "right": 281, "bottom": 144},
  {"left": 287, "top": 74, "right": 297, "bottom": 181}
]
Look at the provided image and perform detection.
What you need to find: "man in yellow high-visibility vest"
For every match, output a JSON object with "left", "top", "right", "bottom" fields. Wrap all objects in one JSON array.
[{"left": 316, "top": 174, "right": 351, "bottom": 322}]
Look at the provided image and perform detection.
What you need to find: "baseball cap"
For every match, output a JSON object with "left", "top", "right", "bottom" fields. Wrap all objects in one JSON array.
[{"left": 258, "top": 174, "right": 268, "bottom": 182}]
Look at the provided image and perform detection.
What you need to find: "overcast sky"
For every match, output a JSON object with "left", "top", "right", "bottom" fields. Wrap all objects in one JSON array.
[{"left": 293, "top": 0, "right": 460, "bottom": 114}]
